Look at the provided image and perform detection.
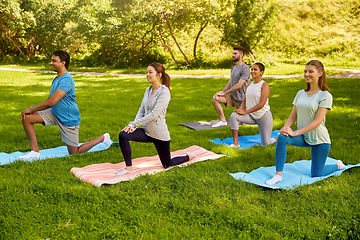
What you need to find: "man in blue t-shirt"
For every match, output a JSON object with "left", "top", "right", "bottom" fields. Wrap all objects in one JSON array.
[
  {"left": 19, "top": 50, "right": 111, "bottom": 160},
  {"left": 211, "top": 46, "right": 250, "bottom": 127}
]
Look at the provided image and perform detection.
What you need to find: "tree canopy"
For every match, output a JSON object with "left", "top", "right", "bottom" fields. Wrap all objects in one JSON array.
[{"left": 1, "top": 0, "right": 359, "bottom": 67}]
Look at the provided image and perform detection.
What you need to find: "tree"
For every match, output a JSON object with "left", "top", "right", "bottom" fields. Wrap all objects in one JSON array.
[
  {"left": 220, "top": 0, "right": 277, "bottom": 60},
  {"left": 0, "top": 0, "right": 77, "bottom": 60},
  {"left": 0, "top": 0, "right": 32, "bottom": 59}
]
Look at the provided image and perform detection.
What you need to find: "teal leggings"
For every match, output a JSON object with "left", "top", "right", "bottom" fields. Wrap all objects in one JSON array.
[{"left": 275, "top": 134, "right": 338, "bottom": 177}]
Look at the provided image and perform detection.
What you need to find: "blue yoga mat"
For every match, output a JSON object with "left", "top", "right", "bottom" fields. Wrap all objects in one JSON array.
[
  {"left": 230, "top": 157, "right": 360, "bottom": 189},
  {"left": 0, "top": 141, "right": 114, "bottom": 165},
  {"left": 210, "top": 130, "right": 279, "bottom": 148}
]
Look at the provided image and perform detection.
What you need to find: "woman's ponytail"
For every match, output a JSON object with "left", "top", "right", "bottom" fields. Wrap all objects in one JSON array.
[
  {"left": 162, "top": 72, "right": 171, "bottom": 90},
  {"left": 149, "top": 62, "right": 171, "bottom": 91}
]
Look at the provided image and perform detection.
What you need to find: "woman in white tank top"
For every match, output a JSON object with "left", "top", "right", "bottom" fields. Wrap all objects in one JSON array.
[{"left": 229, "top": 63, "right": 277, "bottom": 147}]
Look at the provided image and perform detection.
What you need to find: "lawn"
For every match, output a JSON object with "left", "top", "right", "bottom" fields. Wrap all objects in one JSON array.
[
  {"left": 0, "top": 61, "right": 351, "bottom": 76},
  {"left": 0, "top": 68, "right": 359, "bottom": 239}
]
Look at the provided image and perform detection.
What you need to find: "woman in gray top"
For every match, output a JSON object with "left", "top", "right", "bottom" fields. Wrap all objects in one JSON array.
[{"left": 117, "top": 62, "right": 195, "bottom": 175}]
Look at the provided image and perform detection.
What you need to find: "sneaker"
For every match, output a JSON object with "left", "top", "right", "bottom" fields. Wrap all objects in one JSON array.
[
  {"left": 229, "top": 144, "right": 240, "bottom": 148},
  {"left": 186, "top": 152, "right": 196, "bottom": 160},
  {"left": 212, "top": 121, "right": 227, "bottom": 128},
  {"left": 103, "top": 133, "right": 112, "bottom": 148},
  {"left": 116, "top": 168, "right": 133, "bottom": 176},
  {"left": 336, "top": 160, "right": 348, "bottom": 170},
  {"left": 19, "top": 150, "right": 41, "bottom": 160}
]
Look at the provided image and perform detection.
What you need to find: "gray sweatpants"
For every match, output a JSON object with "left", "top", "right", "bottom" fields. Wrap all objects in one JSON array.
[{"left": 230, "top": 110, "right": 276, "bottom": 146}]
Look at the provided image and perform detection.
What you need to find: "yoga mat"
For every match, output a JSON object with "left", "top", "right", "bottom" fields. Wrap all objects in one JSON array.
[
  {"left": 210, "top": 130, "right": 279, "bottom": 148},
  {"left": 0, "top": 141, "right": 114, "bottom": 165},
  {"left": 179, "top": 119, "right": 231, "bottom": 130},
  {"left": 70, "top": 145, "right": 224, "bottom": 187},
  {"left": 230, "top": 157, "right": 360, "bottom": 190}
]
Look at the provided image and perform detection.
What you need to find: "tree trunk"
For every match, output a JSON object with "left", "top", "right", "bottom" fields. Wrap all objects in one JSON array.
[
  {"left": 248, "top": 49, "right": 257, "bottom": 62},
  {"left": 162, "top": 13, "right": 192, "bottom": 64},
  {"left": 24, "top": 36, "right": 36, "bottom": 58},
  {"left": 194, "top": 21, "right": 208, "bottom": 59},
  {"left": 130, "top": 21, "right": 156, "bottom": 67},
  {"left": 0, "top": 18, "right": 29, "bottom": 61},
  {"left": 158, "top": 25, "right": 184, "bottom": 65},
  {"left": 241, "top": 37, "right": 257, "bottom": 62}
]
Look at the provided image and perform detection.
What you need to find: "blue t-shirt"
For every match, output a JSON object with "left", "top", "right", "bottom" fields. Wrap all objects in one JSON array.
[{"left": 50, "top": 72, "right": 81, "bottom": 127}]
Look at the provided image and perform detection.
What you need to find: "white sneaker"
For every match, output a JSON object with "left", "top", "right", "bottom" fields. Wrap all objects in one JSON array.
[
  {"left": 229, "top": 144, "right": 240, "bottom": 148},
  {"left": 103, "top": 133, "right": 112, "bottom": 148},
  {"left": 116, "top": 168, "right": 133, "bottom": 176},
  {"left": 336, "top": 160, "right": 348, "bottom": 170},
  {"left": 212, "top": 121, "right": 227, "bottom": 128},
  {"left": 186, "top": 152, "right": 196, "bottom": 160},
  {"left": 19, "top": 150, "right": 41, "bottom": 160},
  {"left": 266, "top": 174, "right": 282, "bottom": 185}
]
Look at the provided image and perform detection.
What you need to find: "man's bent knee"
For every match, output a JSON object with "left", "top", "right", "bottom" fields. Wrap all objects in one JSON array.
[
  {"left": 21, "top": 113, "right": 44, "bottom": 125},
  {"left": 67, "top": 145, "right": 79, "bottom": 155},
  {"left": 212, "top": 96, "right": 226, "bottom": 105},
  {"left": 212, "top": 97, "right": 218, "bottom": 104}
]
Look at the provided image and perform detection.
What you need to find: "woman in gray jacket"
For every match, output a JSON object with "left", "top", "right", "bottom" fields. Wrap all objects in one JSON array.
[{"left": 117, "top": 62, "right": 195, "bottom": 175}]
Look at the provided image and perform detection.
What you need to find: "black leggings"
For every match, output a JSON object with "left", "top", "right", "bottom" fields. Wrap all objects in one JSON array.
[{"left": 119, "top": 128, "right": 189, "bottom": 168}]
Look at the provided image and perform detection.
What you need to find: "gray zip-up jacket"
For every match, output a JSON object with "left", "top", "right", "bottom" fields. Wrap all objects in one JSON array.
[{"left": 128, "top": 85, "right": 171, "bottom": 141}]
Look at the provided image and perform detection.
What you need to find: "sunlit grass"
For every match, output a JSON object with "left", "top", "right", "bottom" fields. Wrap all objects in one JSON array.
[
  {"left": 0, "top": 60, "right": 356, "bottom": 77},
  {"left": 0, "top": 69, "right": 359, "bottom": 239}
]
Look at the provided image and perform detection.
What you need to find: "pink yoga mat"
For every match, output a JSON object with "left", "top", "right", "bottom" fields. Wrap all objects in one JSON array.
[{"left": 70, "top": 145, "right": 223, "bottom": 187}]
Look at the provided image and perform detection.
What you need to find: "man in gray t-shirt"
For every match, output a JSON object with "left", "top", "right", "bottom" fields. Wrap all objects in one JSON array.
[{"left": 212, "top": 46, "right": 251, "bottom": 127}]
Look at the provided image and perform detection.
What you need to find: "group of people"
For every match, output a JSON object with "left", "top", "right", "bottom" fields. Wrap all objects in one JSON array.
[
  {"left": 19, "top": 51, "right": 195, "bottom": 176},
  {"left": 212, "top": 46, "right": 346, "bottom": 185},
  {"left": 18, "top": 48, "right": 347, "bottom": 186}
]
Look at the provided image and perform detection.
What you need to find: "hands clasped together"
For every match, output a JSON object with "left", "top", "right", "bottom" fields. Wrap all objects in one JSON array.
[
  {"left": 279, "top": 126, "right": 296, "bottom": 137},
  {"left": 122, "top": 125, "right": 136, "bottom": 134}
]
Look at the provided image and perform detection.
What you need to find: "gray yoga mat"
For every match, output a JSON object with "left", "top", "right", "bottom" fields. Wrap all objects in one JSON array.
[{"left": 179, "top": 119, "right": 231, "bottom": 130}]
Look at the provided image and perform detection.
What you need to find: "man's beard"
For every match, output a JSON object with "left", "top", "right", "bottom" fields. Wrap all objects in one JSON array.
[{"left": 232, "top": 56, "right": 240, "bottom": 62}]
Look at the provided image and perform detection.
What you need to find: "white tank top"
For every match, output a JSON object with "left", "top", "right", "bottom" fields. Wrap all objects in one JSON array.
[{"left": 246, "top": 80, "right": 270, "bottom": 119}]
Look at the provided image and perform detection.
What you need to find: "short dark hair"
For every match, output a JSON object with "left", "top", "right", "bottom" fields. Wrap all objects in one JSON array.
[
  {"left": 254, "top": 62, "right": 265, "bottom": 72},
  {"left": 233, "top": 46, "right": 245, "bottom": 55},
  {"left": 52, "top": 50, "right": 70, "bottom": 69}
]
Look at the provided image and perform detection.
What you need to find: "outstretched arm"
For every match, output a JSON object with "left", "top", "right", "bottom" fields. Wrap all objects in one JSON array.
[
  {"left": 235, "top": 82, "right": 270, "bottom": 115},
  {"left": 280, "top": 106, "right": 329, "bottom": 136},
  {"left": 233, "top": 83, "right": 250, "bottom": 115},
  {"left": 279, "top": 106, "right": 297, "bottom": 136},
  {"left": 20, "top": 89, "right": 66, "bottom": 120},
  {"left": 213, "top": 79, "right": 231, "bottom": 98},
  {"left": 223, "top": 79, "right": 246, "bottom": 95},
  {"left": 122, "top": 100, "right": 146, "bottom": 133},
  {"left": 128, "top": 89, "right": 170, "bottom": 129},
  {"left": 222, "top": 79, "right": 232, "bottom": 92}
]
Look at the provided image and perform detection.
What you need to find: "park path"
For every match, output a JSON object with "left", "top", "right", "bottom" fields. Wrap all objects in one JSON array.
[{"left": 1, "top": 67, "right": 359, "bottom": 79}]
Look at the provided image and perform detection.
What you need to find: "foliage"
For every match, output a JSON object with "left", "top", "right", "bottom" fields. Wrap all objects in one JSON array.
[
  {"left": 0, "top": 0, "right": 29, "bottom": 59},
  {"left": 0, "top": 0, "right": 77, "bottom": 59},
  {"left": 1, "top": 69, "right": 360, "bottom": 239},
  {"left": 268, "top": 0, "right": 360, "bottom": 59},
  {"left": 1, "top": 0, "right": 360, "bottom": 67},
  {"left": 0, "top": 0, "right": 271, "bottom": 66},
  {"left": 219, "top": 0, "right": 278, "bottom": 60}
]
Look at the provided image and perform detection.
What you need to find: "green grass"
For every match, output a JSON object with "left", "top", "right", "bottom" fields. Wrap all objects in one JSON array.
[
  {"left": 0, "top": 69, "right": 359, "bottom": 239},
  {"left": 0, "top": 61, "right": 354, "bottom": 77}
]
